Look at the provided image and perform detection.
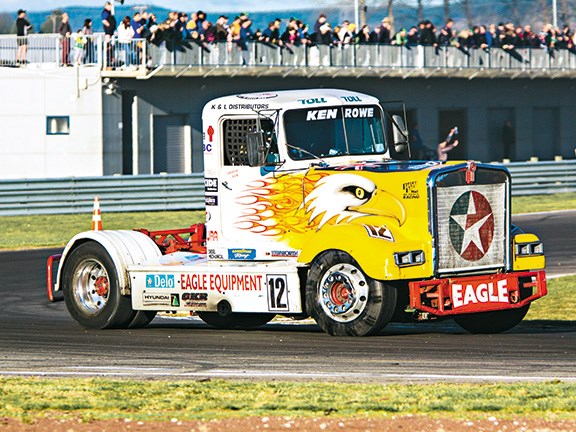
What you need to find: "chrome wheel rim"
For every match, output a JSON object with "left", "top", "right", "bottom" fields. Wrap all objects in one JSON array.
[
  {"left": 319, "top": 263, "right": 368, "bottom": 322},
  {"left": 72, "top": 258, "right": 110, "bottom": 315}
]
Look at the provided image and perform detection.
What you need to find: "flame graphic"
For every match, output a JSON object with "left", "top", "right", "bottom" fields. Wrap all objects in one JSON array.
[{"left": 236, "top": 172, "right": 329, "bottom": 240}]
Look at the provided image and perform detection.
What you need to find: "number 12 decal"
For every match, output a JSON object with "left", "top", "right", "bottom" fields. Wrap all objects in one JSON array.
[{"left": 267, "top": 274, "right": 289, "bottom": 311}]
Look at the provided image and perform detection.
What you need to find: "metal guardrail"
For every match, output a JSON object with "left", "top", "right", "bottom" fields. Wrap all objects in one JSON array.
[
  {"left": 0, "top": 174, "right": 204, "bottom": 216},
  {"left": 505, "top": 160, "right": 576, "bottom": 196},
  {"left": 0, "top": 161, "right": 574, "bottom": 216}
]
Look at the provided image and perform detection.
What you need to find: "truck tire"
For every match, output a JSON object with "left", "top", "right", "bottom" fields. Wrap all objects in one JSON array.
[
  {"left": 62, "top": 242, "right": 136, "bottom": 329},
  {"left": 198, "top": 312, "right": 275, "bottom": 329},
  {"left": 454, "top": 305, "right": 530, "bottom": 334},
  {"left": 454, "top": 276, "right": 532, "bottom": 334},
  {"left": 128, "top": 311, "right": 157, "bottom": 328},
  {"left": 306, "top": 250, "right": 397, "bottom": 336}
]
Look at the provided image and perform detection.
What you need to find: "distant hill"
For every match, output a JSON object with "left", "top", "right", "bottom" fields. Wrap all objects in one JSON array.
[{"left": 0, "top": 3, "right": 559, "bottom": 35}]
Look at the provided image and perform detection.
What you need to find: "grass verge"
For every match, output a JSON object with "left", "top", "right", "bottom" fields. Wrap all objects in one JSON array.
[
  {"left": 0, "top": 211, "right": 205, "bottom": 250},
  {"left": 512, "top": 192, "right": 576, "bottom": 214},
  {"left": 525, "top": 275, "right": 576, "bottom": 322},
  {"left": 0, "top": 378, "right": 575, "bottom": 422},
  {"left": 1, "top": 193, "right": 575, "bottom": 250}
]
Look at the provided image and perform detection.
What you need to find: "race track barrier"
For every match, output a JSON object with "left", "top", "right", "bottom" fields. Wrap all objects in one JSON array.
[
  {"left": 0, "top": 173, "right": 204, "bottom": 216},
  {"left": 0, "top": 161, "right": 574, "bottom": 216}
]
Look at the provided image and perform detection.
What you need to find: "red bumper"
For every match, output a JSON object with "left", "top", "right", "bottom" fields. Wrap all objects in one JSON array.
[{"left": 409, "top": 270, "right": 547, "bottom": 316}]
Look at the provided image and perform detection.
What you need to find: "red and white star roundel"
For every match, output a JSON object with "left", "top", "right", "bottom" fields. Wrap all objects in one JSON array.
[{"left": 449, "top": 191, "right": 495, "bottom": 261}]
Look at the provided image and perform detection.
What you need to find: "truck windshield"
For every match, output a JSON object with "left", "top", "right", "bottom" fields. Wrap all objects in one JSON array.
[{"left": 284, "top": 105, "right": 387, "bottom": 161}]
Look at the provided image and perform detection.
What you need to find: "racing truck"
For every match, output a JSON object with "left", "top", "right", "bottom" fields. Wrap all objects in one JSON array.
[{"left": 47, "top": 89, "right": 547, "bottom": 336}]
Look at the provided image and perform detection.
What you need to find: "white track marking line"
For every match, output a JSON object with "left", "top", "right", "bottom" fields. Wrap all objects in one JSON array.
[{"left": 1, "top": 369, "right": 575, "bottom": 382}]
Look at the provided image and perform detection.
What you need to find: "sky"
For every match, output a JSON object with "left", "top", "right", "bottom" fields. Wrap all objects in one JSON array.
[{"left": 0, "top": 0, "right": 305, "bottom": 13}]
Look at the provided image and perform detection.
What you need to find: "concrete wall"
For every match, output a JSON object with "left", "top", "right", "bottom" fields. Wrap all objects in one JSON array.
[
  {"left": 110, "top": 75, "right": 576, "bottom": 175},
  {"left": 0, "top": 66, "right": 103, "bottom": 179},
  {"left": 2, "top": 68, "right": 574, "bottom": 179}
]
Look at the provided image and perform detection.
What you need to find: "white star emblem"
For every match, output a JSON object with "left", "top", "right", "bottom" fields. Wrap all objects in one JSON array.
[{"left": 450, "top": 195, "right": 492, "bottom": 255}]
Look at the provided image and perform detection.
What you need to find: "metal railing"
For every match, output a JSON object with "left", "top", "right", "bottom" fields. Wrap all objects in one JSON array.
[
  {"left": 504, "top": 160, "right": 576, "bottom": 196},
  {"left": 0, "top": 174, "right": 204, "bottom": 216},
  {"left": 2, "top": 33, "right": 576, "bottom": 72},
  {"left": 0, "top": 161, "right": 574, "bottom": 216}
]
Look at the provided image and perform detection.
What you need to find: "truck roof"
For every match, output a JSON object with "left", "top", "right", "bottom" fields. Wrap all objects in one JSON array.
[{"left": 203, "top": 89, "right": 381, "bottom": 114}]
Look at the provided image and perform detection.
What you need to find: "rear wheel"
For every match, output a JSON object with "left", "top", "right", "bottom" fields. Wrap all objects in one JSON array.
[
  {"left": 198, "top": 312, "right": 275, "bottom": 329},
  {"left": 62, "top": 242, "right": 136, "bottom": 329},
  {"left": 306, "top": 250, "right": 397, "bottom": 336},
  {"left": 129, "top": 311, "right": 157, "bottom": 328}
]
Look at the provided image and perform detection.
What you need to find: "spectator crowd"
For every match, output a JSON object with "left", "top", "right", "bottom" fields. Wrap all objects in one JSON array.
[{"left": 14, "top": 2, "right": 576, "bottom": 66}]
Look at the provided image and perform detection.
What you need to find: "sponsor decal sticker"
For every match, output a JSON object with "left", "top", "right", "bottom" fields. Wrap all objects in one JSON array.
[
  {"left": 208, "top": 249, "right": 224, "bottom": 260},
  {"left": 204, "top": 178, "right": 218, "bottom": 192},
  {"left": 182, "top": 292, "right": 208, "bottom": 307},
  {"left": 170, "top": 293, "right": 180, "bottom": 307},
  {"left": 205, "top": 195, "right": 218, "bottom": 206},
  {"left": 298, "top": 97, "right": 328, "bottom": 105},
  {"left": 449, "top": 191, "right": 495, "bottom": 261},
  {"left": 142, "top": 292, "right": 171, "bottom": 306},
  {"left": 184, "top": 255, "right": 203, "bottom": 262},
  {"left": 146, "top": 274, "right": 175, "bottom": 289},
  {"left": 451, "top": 279, "right": 509, "bottom": 308},
  {"left": 402, "top": 181, "right": 419, "bottom": 199},
  {"left": 340, "top": 95, "right": 362, "bottom": 102},
  {"left": 180, "top": 273, "right": 263, "bottom": 293},
  {"left": 207, "top": 230, "right": 219, "bottom": 242},
  {"left": 228, "top": 248, "right": 257, "bottom": 260},
  {"left": 269, "top": 250, "right": 299, "bottom": 258},
  {"left": 363, "top": 224, "right": 394, "bottom": 242}
]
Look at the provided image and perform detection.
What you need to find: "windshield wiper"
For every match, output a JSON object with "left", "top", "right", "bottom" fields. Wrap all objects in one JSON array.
[{"left": 286, "top": 143, "right": 329, "bottom": 167}]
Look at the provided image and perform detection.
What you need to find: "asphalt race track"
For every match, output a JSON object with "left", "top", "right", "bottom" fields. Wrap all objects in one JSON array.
[{"left": 0, "top": 211, "right": 575, "bottom": 382}]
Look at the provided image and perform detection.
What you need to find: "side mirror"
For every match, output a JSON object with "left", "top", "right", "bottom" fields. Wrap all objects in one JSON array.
[
  {"left": 392, "top": 114, "right": 408, "bottom": 154},
  {"left": 246, "top": 131, "right": 267, "bottom": 167}
]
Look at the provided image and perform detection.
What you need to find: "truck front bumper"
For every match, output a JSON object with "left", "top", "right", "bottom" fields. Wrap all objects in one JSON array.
[{"left": 408, "top": 270, "right": 547, "bottom": 316}]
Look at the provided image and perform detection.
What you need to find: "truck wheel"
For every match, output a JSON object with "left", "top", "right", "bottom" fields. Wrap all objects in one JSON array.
[
  {"left": 198, "top": 312, "right": 275, "bottom": 329},
  {"left": 62, "top": 242, "right": 136, "bottom": 329},
  {"left": 454, "top": 305, "right": 529, "bottom": 334},
  {"left": 454, "top": 276, "right": 532, "bottom": 334},
  {"left": 306, "top": 250, "right": 397, "bottom": 336},
  {"left": 128, "top": 311, "right": 157, "bottom": 328}
]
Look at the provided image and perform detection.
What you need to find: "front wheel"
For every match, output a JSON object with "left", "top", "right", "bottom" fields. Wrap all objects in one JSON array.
[
  {"left": 454, "top": 305, "right": 530, "bottom": 334},
  {"left": 306, "top": 250, "right": 397, "bottom": 336},
  {"left": 62, "top": 242, "right": 136, "bottom": 329}
]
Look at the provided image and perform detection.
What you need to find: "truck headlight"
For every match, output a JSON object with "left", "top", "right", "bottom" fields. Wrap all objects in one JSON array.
[
  {"left": 394, "top": 250, "right": 425, "bottom": 267},
  {"left": 516, "top": 241, "right": 543, "bottom": 256}
]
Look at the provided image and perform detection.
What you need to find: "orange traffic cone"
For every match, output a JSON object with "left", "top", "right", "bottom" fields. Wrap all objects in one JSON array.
[{"left": 91, "top": 196, "right": 103, "bottom": 231}]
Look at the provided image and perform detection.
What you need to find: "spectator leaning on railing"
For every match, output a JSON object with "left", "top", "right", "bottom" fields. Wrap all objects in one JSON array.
[{"left": 13, "top": 6, "right": 576, "bottom": 69}]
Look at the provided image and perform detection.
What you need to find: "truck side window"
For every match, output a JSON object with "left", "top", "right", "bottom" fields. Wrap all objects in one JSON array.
[{"left": 223, "top": 118, "right": 275, "bottom": 166}]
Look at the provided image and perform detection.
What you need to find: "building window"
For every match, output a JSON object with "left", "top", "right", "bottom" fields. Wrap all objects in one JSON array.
[{"left": 46, "top": 116, "right": 70, "bottom": 135}]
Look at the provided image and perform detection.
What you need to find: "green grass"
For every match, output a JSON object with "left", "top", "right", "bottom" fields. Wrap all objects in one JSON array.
[
  {"left": 0, "top": 211, "right": 205, "bottom": 249},
  {"left": 512, "top": 192, "right": 576, "bottom": 214},
  {"left": 1, "top": 193, "right": 575, "bottom": 250},
  {"left": 0, "top": 378, "right": 575, "bottom": 422},
  {"left": 526, "top": 275, "right": 576, "bottom": 322}
]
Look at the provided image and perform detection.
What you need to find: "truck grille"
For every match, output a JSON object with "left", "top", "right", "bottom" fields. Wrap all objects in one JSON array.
[{"left": 433, "top": 168, "right": 509, "bottom": 274}]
